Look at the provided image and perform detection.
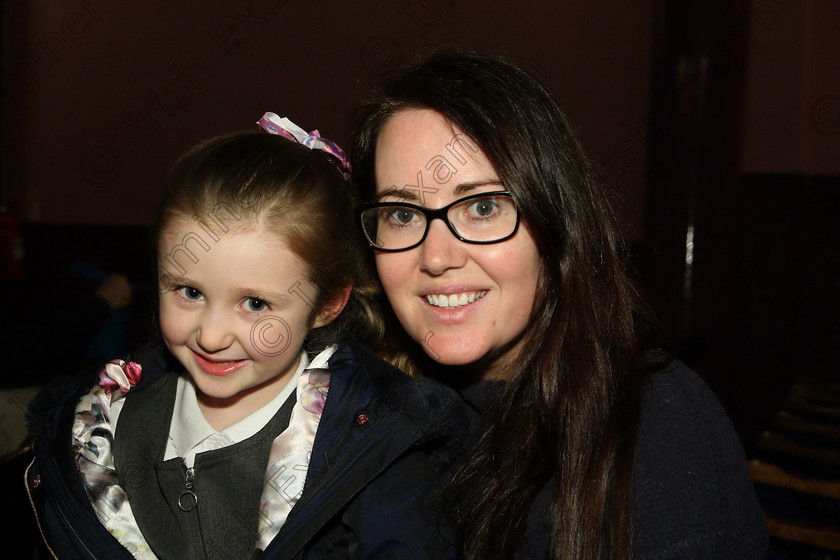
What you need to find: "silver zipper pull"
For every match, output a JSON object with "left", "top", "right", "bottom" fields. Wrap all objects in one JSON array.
[{"left": 178, "top": 466, "right": 198, "bottom": 512}]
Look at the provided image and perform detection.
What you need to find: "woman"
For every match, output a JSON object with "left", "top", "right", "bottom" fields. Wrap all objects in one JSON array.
[{"left": 350, "top": 50, "right": 767, "bottom": 559}]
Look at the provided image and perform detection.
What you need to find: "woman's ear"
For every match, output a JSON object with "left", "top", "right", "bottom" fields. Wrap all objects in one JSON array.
[{"left": 313, "top": 280, "right": 353, "bottom": 328}]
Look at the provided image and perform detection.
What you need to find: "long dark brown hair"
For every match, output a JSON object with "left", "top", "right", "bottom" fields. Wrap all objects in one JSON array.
[{"left": 351, "top": 49, "right": 655, "bottom": 559}]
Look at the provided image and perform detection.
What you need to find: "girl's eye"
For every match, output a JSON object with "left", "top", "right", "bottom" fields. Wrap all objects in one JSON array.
[
  {"left": 178, "top": 286, "right": 204, "bottom": 301},
  {"left": 245, "top": 297, "right": 268, "bottom": 312}
]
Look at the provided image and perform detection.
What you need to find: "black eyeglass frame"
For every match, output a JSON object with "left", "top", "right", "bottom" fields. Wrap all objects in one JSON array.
[{"left": 355, "top": 190, "right": 521, "bottom": 253}]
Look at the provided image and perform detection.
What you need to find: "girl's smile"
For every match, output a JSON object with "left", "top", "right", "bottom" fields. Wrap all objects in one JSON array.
[{"left": 190, "top": 350, "right": 249, "bottom": 376}]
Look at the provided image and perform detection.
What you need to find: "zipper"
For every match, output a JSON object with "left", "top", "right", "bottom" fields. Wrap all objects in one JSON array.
[
  {"left": 24, "top": 458, "right": 60, "bottom": 560},
  {"left": 178, "top": 465, "right": 198, "bottom": 512},
  {"left": 178, "top": 461, "right": 209, "bottom": 560},
  {"left": 26, "top": 456, "right": 107, "bottom": 560},
  {"left": 55, "top": 498, "right": 103, "bottom": 560}
]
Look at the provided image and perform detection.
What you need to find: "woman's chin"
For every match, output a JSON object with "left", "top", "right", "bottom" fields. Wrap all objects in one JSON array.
[
  {"left": 417, "top": 332, "right": 524, "bottom": 380},
  {"left": 423, "top": 347, "right": 480, "bottom": 366}
]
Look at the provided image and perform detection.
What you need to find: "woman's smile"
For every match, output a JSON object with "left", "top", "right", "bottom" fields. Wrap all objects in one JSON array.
[{"left": 423, "top": 290, "right": 487, "bottom": 309}]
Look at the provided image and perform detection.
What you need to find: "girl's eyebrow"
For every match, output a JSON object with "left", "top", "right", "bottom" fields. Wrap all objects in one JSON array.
[
  {"left": 164, "top": 274, "right": 192, "bottom": 285},
  {"left": 233, "top": 287, "right": 290, "bottom": 303}
]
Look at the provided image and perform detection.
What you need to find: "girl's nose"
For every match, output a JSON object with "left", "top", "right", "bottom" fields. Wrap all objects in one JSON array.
[
  {"left": 418, "top": 218, "right": 467, "bottom": 275},
  {"left": 196, "top": 309, "right": 235, "bottom": 353}
]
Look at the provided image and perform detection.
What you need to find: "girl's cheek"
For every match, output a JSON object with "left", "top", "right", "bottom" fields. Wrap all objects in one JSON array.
[{"left": 158, "top": 298, "right": 186, "bottom": 343}]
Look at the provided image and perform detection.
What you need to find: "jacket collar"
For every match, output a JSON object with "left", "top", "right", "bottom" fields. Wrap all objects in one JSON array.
[
  {"left": 263, "top": 334, "right": 470, "bottom": 558},
  {"left": 30, "top": 335, "right": 471, "bottom": 560}
]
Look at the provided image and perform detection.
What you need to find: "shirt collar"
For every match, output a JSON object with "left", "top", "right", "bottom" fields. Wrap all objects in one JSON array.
[{"left": 167, "top": 351, "right": 311, "bottom": 465}]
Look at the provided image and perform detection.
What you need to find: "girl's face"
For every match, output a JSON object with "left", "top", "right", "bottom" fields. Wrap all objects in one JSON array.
[
  {"left": 372, "top": 109, "right": 542, "bottom": 379},
  {"left": 158, "top": 221, "right": 329, "bottom": 428}
]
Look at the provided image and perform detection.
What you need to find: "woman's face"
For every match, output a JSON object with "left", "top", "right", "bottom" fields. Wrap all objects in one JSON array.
[{"left": 373, "top": 108, "right": 542, "bottom": 379}]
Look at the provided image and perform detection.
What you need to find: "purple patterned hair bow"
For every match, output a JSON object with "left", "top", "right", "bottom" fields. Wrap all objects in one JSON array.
[{"left": 257, "top": 112, "right": 351, "bottom": 179}]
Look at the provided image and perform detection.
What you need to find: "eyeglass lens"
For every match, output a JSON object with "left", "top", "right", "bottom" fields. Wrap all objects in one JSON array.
[{"left": 361, "top": 193, "right": 518, "bottom": 250}]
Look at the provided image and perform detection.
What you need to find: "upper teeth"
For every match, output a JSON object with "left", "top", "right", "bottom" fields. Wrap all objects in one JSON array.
[{"left": 425, "top": 291, "right": 486, "bottom": 308}]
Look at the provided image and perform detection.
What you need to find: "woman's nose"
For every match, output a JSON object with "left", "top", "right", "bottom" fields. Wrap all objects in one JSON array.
[
  {"left": 196, "top": 308, "right": 235, "bottom": 352},
  {"left": 418, "top": 218, "right": 467, "bottom": 275}
]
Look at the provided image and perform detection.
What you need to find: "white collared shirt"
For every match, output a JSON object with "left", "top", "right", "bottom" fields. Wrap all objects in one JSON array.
[
  {"left": 164, "top": 351, "right": 309, "bottom": 468},
  {"left": 111, "top": 351, "right": 309, "bottom": 468}
]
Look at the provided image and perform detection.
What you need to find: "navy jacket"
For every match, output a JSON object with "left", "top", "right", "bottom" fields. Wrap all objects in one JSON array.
[
  {"left": 460, "top": 360, "right": 768, "bottom": 559},
  {"left": 25, "top": 336, "right": 468, "bottom": 559}
]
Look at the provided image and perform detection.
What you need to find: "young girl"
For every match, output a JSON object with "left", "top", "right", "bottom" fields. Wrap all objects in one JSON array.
[{"left": 25, "top": 114, "right": 467, "bottom": 559}]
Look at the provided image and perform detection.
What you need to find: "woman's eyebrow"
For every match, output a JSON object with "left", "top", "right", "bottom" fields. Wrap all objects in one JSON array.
[
  {"left": 453, "top": 180, "right": 504, "bottom": 196},
  {"left": 376, "top": 180, "right": 504, "bottom": 202},
  {"left": 376, "top": 187, "right": 419, "bottom": 201}
]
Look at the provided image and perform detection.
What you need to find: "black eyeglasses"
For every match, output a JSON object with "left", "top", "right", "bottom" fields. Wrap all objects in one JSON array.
[{"left": 356, "top": 191, "right": 521, "bottom": 252}]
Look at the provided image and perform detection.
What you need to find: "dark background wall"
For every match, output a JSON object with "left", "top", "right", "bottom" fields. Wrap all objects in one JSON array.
[
  {"left": 1, "top": 1, "right": 654, "bottom": 231},
  {"left": 1, "top": 0, "right": 839, "bottom": 446}
]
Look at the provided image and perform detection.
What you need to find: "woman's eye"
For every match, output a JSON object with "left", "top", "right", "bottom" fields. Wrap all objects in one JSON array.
[
  {"left": 467, "top": 199, "right": 499, "bottom": 218},
  {"left": 178, "top": 286, "right": 204, "bottom": 301},
  {"left": 385, "top": 208, "right": 420, "bottom": 225},
  {"left": 245, "top": 297, "right": 268, "bottom": 312}
]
